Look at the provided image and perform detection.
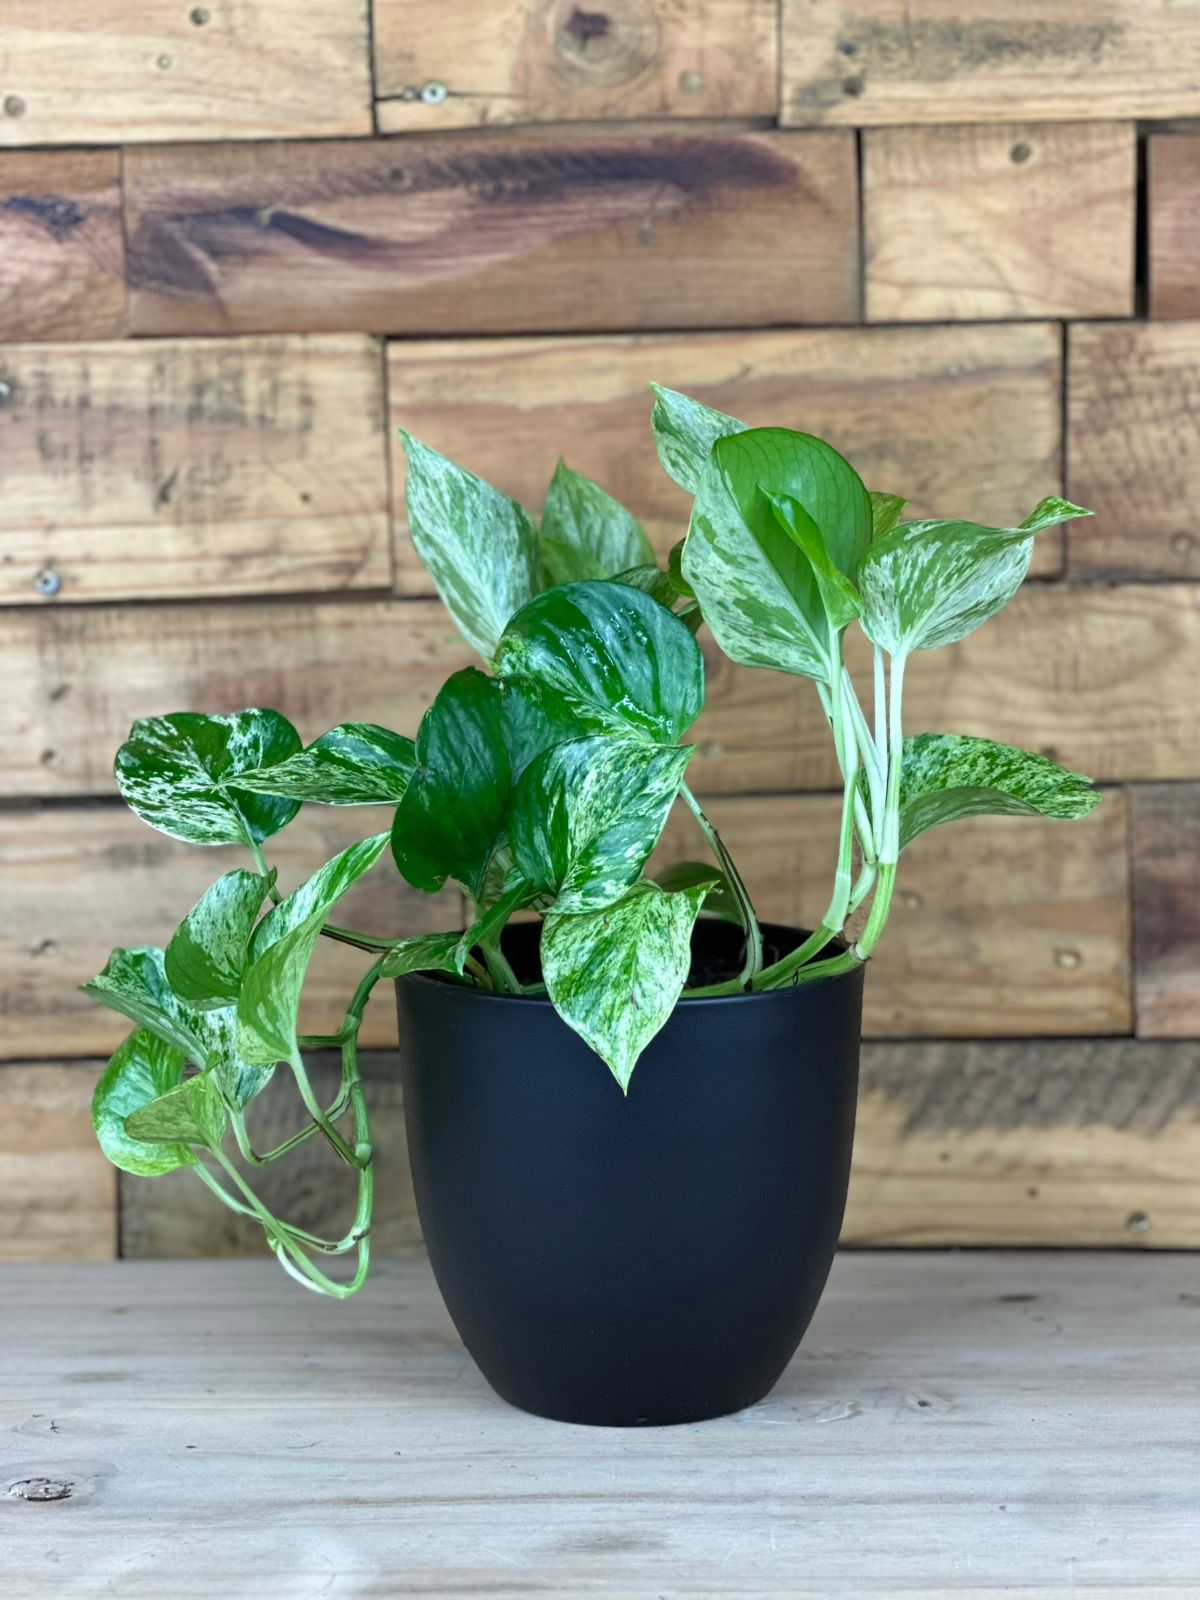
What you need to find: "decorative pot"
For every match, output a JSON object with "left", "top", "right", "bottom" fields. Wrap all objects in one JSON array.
[{"left": 395, "top": 920, "right": 863, "bottom": 1427}]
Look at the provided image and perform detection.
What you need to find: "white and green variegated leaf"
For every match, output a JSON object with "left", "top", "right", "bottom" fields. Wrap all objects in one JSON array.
[
  {"left": 859, "top": 499, "right": 1092, "bottom": 656},
  {"left": 400, "top": 431, "right": 540, "bottom": 660},
  {"left": 165, "top": 869, "right": 271, "bottom": 1009},
  {"left": 540, "top": 461, "right": 655, "bottom": 586},
  {"left": 610, "top": 564, "right": 678, "bottom": 608},
  {"left": 500, "top": 677, "right": 595, "bottom": 785},
  {"left": 124, "top": 1071, "right": 227, "bottom": 1151},
  {"left": 510, "top": 735, "right": 693, "bottom": 915},
  {"left": 649, "top": 384, "right": 747, "bottom": 494},
  {"left": 898, "top": 734, "right": 1100, "bottom": 851},
  {"left": 869, "top": 492, "right": 907, "bottom": 540},
  {"left": 248, "top": 834, "right": 389, "bottom": 962},
  {"left": 495, "top": 581, "right": 704, "bottom": 746},
  {"left": 377, "top": 931, "right": 466, "bottom": 980},
  {"left": 92, "top": 1028, "right": 197, "bottom": 1176},
  {"left": 542, "top": 880, "right": 708, "bottom": 1090},
  {"left": 114, "top": 710, "right": 302, "bottom": 846},
  {"left": 231, "top": 723, "right": 416, "bottom": 806}
]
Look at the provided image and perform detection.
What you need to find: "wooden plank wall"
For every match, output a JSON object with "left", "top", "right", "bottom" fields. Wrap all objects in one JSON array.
[{"left": 1, "top": 1, "right": 1196, "bottom": 1264}]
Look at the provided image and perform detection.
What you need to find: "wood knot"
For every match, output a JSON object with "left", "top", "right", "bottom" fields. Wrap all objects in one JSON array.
[
  {"left": 552, "top": 0, "right": 660, "bottom": 84},
  {"left": 6, "top": 1476, "right": 73, "bottom": 1503}
]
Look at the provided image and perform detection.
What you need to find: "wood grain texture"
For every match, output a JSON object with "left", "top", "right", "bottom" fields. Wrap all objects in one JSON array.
[
  {"left": 1132, "top": 785, "right": 1200, "bottom": 1040},
  {"left": 0, "top": 806, "right": 460, "bottom": 1062},
  {"left": 0, "top": 2, "right": 372, "bottom": 146},
  {"left": 374, "top": 0, "right": 779, "bottom": 129},
  {"left": 1068, "top": 321, "right": 1200, "bottom": 579},
  {"left": 388, "top": 322, "right": 1065, "bottom": 589},
  {"left": 655, "top": 790, "right": 1131, "bottom": 1037},
  {"left": 4, "top": 1252, "right": 1199, "bottom": 1595},
  {"left": 849, "top": 1039, "right": 1200, "bottom": 1247},
  {"left": 0, "top": 1064, "right": 115, "bottom": 1262},
  {"left": 1149, "top": 134, "right": 1200, "bottom": 319},
  {"left": 0, "top": 335, "right": 391, "bottom": 605},
  {"left": 120, "top": 1053, "right": 420, "bottom": 1261},
  {"left": 124, "top": 128, "right": 858, "bottom": 337},
  {"left": 5, "top": 582, "right": 1197, "bottom": 808},
  {"left": 864, "top": 122, "right": 1135, "bottom": 321},
  {"left": 781, "top": 0, "right": 1200, "bottom": 126},
  {"left": 0, "top": 149, "right": 125, "bottom": 340}
]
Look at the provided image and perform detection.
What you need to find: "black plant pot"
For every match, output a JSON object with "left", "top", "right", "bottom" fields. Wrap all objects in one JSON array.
[{"left": 395, "top": 920, "right": 863, "bottom": 1427}]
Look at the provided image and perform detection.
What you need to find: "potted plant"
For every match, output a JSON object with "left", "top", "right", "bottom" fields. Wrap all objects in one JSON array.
[{"left": 84, "top": 389, "right": 1099, "bottom": 1426}]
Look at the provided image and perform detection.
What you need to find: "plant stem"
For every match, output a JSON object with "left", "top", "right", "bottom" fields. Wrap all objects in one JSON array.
[
  {"left": 855, "top": 649, "right": 907, "bottom": 960},
  {"left": 247, "top": 838, "right": 283, "bottom": 905},
  {"left": 480, "top": 939, "right": 522, "bottom": 994},
  {"left": 680, "top": 781, "right": 762, "bottom": 988}
]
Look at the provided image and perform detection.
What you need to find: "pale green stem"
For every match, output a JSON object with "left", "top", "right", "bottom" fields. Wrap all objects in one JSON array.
[
  {"left": 855, "top": 649, "right": 907, "bottom": 959},
  {"left": 680, "top": 782, "right": 762, "bottom": 988},
  {"left": 479, "top": 939, "right": 522, "bottom": 995},
  {"left": 247, "top": 837, "right": 283, "bottom": 905}
]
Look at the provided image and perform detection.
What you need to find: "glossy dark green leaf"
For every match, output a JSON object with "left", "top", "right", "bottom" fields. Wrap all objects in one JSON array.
[
  {"left": 682, "top": 429, "right": 872, "bottom": 682},
  {"left": 495, "top": 580, "right": 704, "bottom": 745},
  {"left": 165, "top": 869, "right": 270, "bottom": 1009},
  {"left": 510, "top": 735, "right": 693, "bottom": 914},
  {"left": 858, "top": 499, "right": 1091, "bottom": 657},
  {"left": 869, "top": 492, "right": 908, "bottom": 540},
  {"left": 898, "top": 734, "right": 1100, "bottom": 850},
  {"left": 500, "top": 678, "right": 594, "bottom": 785},
  {"left": 232, "top": 723, "right": 416, "bottom": 806},
  {"left": 540, "top": 461, "right": 655, "bottom": 586},
  {"left": 652, "top": 860, "right": 739, "bottom": 922},
  {"left": 766, "top": 490, "right": 861, "bottom": 632},
  {"left": 542, "top": 880, "right": 708, "bottom": 1089},
  {"left": 115, "top": 710, "right": 302, "bottom": 846},
  {"left": 248, "top": 834, "right": 389, "bottom": 962},
  {"left": 391, "top": 669, "right": 511, "bottom": 901},
  {"left": 92, "top": 1028, "right": 196, "bottom": 1176},
  {"left": 667, "top": 539, "right": 695, "bottom": 601},
  {"left": 124, "top": 1071, "right": 227, "bottom": 1151},
  {"left": 400, "top": 431, "right": 539, "bottom": 660},
  {"left": 649, "top": 384, "right": 747, "bottom": 494}
]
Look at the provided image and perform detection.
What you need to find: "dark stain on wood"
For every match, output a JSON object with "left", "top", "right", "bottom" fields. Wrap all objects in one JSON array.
[
  {"left": 1132, "top": 784, "right": 1200, "bottom": 1037},
  {"left": 1, "top": 195, "right": 86, "bottom": 240},
  {"left": 563, "top": 7, "right": 611, "bottom": 48}
]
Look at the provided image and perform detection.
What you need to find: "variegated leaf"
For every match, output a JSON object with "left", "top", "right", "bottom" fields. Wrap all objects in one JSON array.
[
  {"left": 869, "top": 491, "right": 907, "bottom": 540},
  {"left": 232, "top": 723, "right": 416, "bottom": 806},
  {"left": 540, "top": 461, "right": 655, "bottom": 585},
  {"left": 92, "top": 1028, "right": 197, "bottom": 1176},
  {"left": 899, "top": 733, "right": 1100, "bottom": 850},
  {"left": 248, "top": 835, "right": 389, "bottom": 962},
  {"left": 124, "top": 1072, "right": 227, "bottom": 1151},
  {"left": 649, "top": 383, "right": 747, "bottom": 494},
  {"left": 165, "top": 868, "right": 271, "bottom": 1009}
]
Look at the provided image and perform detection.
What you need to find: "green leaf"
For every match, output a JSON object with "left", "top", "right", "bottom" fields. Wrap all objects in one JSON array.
[
  {"left": 456, "top": 871, "right": 535, "bottom": 973},
  {"left": 898, "top": 733, "right": 1101, "bottom": 851},
  {"left": 114, "top": 710, "right": 302, "bottom": 846},
  {"left": 682, "top": 429, "right": 872, "bottom": 682},
  {"left": 495, "top": 580, "right": 704, "bottom": 745},
  {"left": 248, "top": 834, "right": 390, "bottom": 962},
  {"left": 124, "top": 1071, "right": 227, "bottom": 1151},
  {"left": 510, "top": 735, "right": 693, "bottom": 914},
  {"left": 766, "top": 490, "right": 861, "bottom": 632},
  {"left": 540, "top": 461, "right": 655, "bottom": 585},
  {"left": 610, "top": 564, "right": 678, "bottom": 608},
  {"left": 652, "top": 859, "right": 740, "bottom": 922},
  {"left": 869, "top": 492, "right": 908, "bottom": 540},
  {"left": 391, "top": 669, "right": 510, "bottom": 901},
  {"left": 92, "top": 1029, "right": 197, "bottom": 1176},
  {"left": 400, "top": 431, "right": 539, "bottom": 660},
  {"left": 542, "top": 880, "right": 708, "bottom": 1090},
  {"left": 165, "top": 869, "right": 271, "bottom": 1009},
  {"left": 378, "top": 931, "right": 467, "bottom": 980},
  {"left": 649, "top": 384, "right": 747, "bottom": 494},
  {"left": 500, "top": 678, "right": 593, "bottom": 784},
  {"left": 231, "top": 723, "right": 416, "bottom": 806},
  {"left": 1020, "top": 496, "right": 1093, "bottom": 533},
  {"left": 667, "top": 538, "right": 695, "bottom": 601},
  {"left": 83, "top": 946, "right": 210, "bottom": 1061},
  {"left": 858, "top": 500, "right": 1091, "bottom": 657}
]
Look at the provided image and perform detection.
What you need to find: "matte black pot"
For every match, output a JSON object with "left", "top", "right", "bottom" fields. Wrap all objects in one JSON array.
[{"left": 395, "top": 920, "right": 863, "bottom": 1427}]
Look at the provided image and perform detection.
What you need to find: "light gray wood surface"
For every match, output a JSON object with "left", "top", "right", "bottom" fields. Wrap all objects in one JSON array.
[{"left": 2, "top": 1252, "right": 1197, "bottom": 1597}]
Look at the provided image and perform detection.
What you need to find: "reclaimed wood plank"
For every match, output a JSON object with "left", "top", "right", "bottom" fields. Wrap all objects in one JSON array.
[
  {"left": 0, "top": 149, "right": 125, "bottom": 340},
  {"left": 4, "top": 582, "right": 1197, "bottom": 806},
  {"left": 119, "top": 1053, "right": 420, "bottom": 1261},
  {"left": 1149, "top": 135, "right": 1200, "bottom": 319},
  {"left": 0, "top": 335, "right": 391, "bottom": 605},
  {"left": 124, "top": 128, "right": 858, "bottom": 336},
  {"left": 0, "top": 2, "right": 372, "bottom": 146},
  {"left": 0, "top": 1063, "right": 115, "bottom": 1262},
  {"left": 2, "top": 1253, "right": 1197, "bottom": 1595},
  {"left": 0, "top": 805, "right": 459, "bottom": 1061},
  {"left": 1068, "top": 321, "right": 1200, "bottom": 579},
  {"left": 655, "top": 790, "right": 1131, "bottom": 1037},
  {"left": 1132, "top": 785, "right": 1200, "bottom": 1040},
  {"left": 374, "top": 0, "right": 780, "bottom": 129},
  {"left": 781, "top": 0, "right": 1200, "bottom": 126},
  {"left": 864, "top": 122, "right": 1135, "bottom": 321},
  {"left": 849, "top": 1039, "right": 1200, "bottom": 1248},
  {"left": 388, "top": 322, "right": 1065, "bottom": 589}
]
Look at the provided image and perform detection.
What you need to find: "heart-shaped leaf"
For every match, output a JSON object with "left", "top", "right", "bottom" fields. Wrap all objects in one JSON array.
[
  {"left": 124, "top": 1071, "right": 227, "bottom": 1150},
  {"left": 400, "top": 432, "right": 539, "bottom": 660},
  {"left": 165, "top": 869, "right": 271, "bottom": 1009},
  {"left": 232, "top": 723, "right": 416, "bottom": 806},
  {"left": 92, "top": 1029, "right": 197, "bottom": 1176},
  {"left": 650, "top": 384, "right": 747, "bottom": 494},
  {"left": 540, "top": 461, "right": 655, "bottom": 586},
  {"left": 391, "top": 669, "right": 511, "bottom": 902},
  {"left": 248, "top": 834, "right": 389, "bottom": 962},
  {"left": 115, "top": 710, "right": 302, "bottom": 846},
  {"left": 542, "top": 880, "right": 708, "bottom": 1089},
  {"left": 510, "top": 735, "right": 693, "bottom": 915},
  {"left": 495, "top": 581, "right": 704, "bottom": 746},
  {"left": 898, "top": 733, "right": 1100, "bottom": 850}
]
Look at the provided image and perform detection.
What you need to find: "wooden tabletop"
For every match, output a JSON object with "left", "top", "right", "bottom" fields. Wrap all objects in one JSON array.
[{"left": 2, "top": 1251, "right": 1196, "bottom": 1598}]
